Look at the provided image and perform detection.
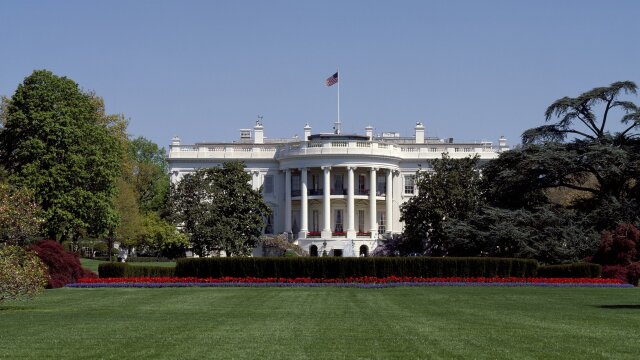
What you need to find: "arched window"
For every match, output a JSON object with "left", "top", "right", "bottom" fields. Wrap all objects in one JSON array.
[
  {"left": 359, "top": 245, "right": 369, "bottom": 257},
  {"left": 309, "top": 245, "right": 318, "bottom": 257}
]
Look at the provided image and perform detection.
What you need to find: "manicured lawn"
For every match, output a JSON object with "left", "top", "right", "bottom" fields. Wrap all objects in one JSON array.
[
  {"left": 80, "top": 258, "right": 176, "bottom": 274},
  {"left": 1, "top": 287, "right": 638, "bottom": 359}
]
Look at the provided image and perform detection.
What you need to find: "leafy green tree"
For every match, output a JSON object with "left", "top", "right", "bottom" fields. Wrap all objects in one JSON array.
[
  {"left": 0, "top": 245, "right": 48, "bottom": 302},
  {"left": 399, "top": 154, "right": 482, "bottom": 255},
  {"left": 522, "top": 81, "right": 638, "bottom": 144},
  {"left": 113, "top": 179, "right": 144, "bottom": 249},
  {"left": 127, "top": 137, "right": 170, "bottom": 214},
  {"left": 170, "top": 161, "right": 271, "bottom": 256},
  {"left": 443, "top": 205, "right": 599, "bottom": 264},
  {"left": 0, "top": 70, "right": 121, "bottom": 241},
  {"left": 0, "top": 183, "right": 42, "bottom": 245},
  {"left": 137, "top": 212, "right": 188, "bottom": 258}
]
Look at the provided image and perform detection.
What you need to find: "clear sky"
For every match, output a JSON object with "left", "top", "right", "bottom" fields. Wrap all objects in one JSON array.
[{"left": 1, "top": 0, "right": 639, "bottom": 149}]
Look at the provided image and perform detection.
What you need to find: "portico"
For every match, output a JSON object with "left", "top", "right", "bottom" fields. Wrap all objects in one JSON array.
[{"left": 282, "top": 165, "right": 397, "bottom": 241}]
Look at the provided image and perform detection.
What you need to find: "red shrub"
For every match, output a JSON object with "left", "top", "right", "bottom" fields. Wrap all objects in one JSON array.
[
  {"left": 627, "top": 262, "right": 640, "bottom": 286},
  {"left": 602, "top": 264, "right": 629, "bottom": 283},
  {"left": 29, "top": 240, "right": 97, "bottom": 288},
  {"left": 591, "top": 224, "right": 639, "bottom": 265}
]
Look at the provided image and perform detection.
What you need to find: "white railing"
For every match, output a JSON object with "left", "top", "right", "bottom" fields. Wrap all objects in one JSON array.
[{"left": 169, "top": 141, "right": 502, "bottom": 160}]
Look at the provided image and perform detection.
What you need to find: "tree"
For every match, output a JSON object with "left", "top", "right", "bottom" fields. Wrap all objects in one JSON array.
[
  {"left": 137, "top": 212, "right": 188, "bottom": 258},
  {"left": 399, "top": 154, "right": 482, "bottom": 255},
  {"left": 483, "top": 81, "right": 640, "bottom": 231},
  {"left": 113, "top": 179, "right": 144, "bottom": 249},
  {"left": 0, "top": 70, "right": 122, "bottom": 241},
  {"left": 0, "top": 183, "right": 42, "bottom": 245},
  {"left": 0, "top": 245, "right": 48, "bottom": 302},
  {"left": 127, "top": 137, "right": 170, "bottom": 214},
  {"left": 170, "top": 161, "right": 271, "bottom": 256},
  {"left": 442, "top": 205, "right": 599, "bottom": 264},
  {"left": 522, "top": 81, "right": 639, "bottom": 144}
]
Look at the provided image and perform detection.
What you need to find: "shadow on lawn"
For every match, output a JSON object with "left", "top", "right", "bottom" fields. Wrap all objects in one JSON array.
[{"left": 596, "top": 305, "right": 640, "bottom": 309}]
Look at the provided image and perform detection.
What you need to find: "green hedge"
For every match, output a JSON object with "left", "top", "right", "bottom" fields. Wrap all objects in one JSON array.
[
  {"left": 537, "top": 263, "right": 602, "bottom": 278},
  {"left": 174, "top": 257, "right": 539, "bottom": 279},
  {"left": 98, "top": 262, "right": 175, "bottom": 278}
]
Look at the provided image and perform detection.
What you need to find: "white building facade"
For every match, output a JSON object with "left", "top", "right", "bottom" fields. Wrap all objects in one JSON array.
[{"left": 168, "top": 122, "right": 508, "bottom": 257}]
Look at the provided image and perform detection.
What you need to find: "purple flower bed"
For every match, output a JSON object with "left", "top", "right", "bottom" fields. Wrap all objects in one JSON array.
[{"left": 67, "top": 281, "right": 634, "bottom": 288}]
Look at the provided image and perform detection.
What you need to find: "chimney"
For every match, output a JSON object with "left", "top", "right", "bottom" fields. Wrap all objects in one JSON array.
[
  {"left": 365, "top": 126, "right": 373, "bottom": 140},
  {"left": 415, "top": 122, "right": 425, "bottom": 144},
  {"left": 499, "top": 136, "right": 508, "bottom": 152},
  {"left": 254, "top": 120, "right": 264, "bottom": 144},
  {"left": 303, "top": 123, "right": 311, "bottom": 140},
  {"left": 170, "top": 136, "right": 181, "bottom": 155}
]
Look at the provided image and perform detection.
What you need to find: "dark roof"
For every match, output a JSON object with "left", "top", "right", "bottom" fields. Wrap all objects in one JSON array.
[{"left": 307, "top": 133, "right": 369, "bottom": 141}]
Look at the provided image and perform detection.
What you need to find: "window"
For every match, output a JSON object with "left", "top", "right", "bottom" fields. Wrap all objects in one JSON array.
[
  {"left": 377, "top": 176, "right": 385, "bottom": 195},
  {"left": 309, "top": 245, "right": 318, "bottom": 257},
  {"left": 264, "top": 213, "right": 273, "bottom": 234},
  {"left": 292, "top": 174, "right": 300, "bottom": 196},
  {"left": 263, "top": 175, "right": 274, "bottom": 194},
  {"left": 358, "top": 174, "right": 366, "bottom": 194},
  {"left": 404, "top": 175, "right": 415, "bottom": 195},
  {"left": 358, "top": 210, "right": 365, "bottom": 232},
  {"left": 312, "top": 210, "right": 319, "bottom": 232},
  {"left": 333, "top": 249, "right": 343, "bottom": 257},
  {"left": 464, "top": 147, "right": 472, "bottom": 152},
  {"left": 377, "top": 211, "right": 386, "bottom": 234},
  {"left": 334, "top": 174, "right": 344, "bottom": 194},
  {"left": 334, "top": 209, "right": 343, "bottom": 233}
]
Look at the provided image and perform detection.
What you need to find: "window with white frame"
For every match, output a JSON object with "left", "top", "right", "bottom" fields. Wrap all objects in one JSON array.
[
  {"left": 263, "top": 175, "right": 274, "bottom": 194},
  {"left": 377, "top": 211, "right": 386, "bottom": 234},
  {"left": 358, "top": 210, "right": 365, "bottom": 233},
  {"left": 404, "top": 175, "right": 415, "bottom": 195}
]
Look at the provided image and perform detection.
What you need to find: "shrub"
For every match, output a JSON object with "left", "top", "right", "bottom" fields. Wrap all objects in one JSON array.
[
  {"left": 174, "top": 257, "right": 538, "bottom": 279},
  {"left": 98, "top": 262, "right": 127, "bottom": 278},
  {"left": 125, "top": 256, "right": 173, "bottom": 263},
  {"left": 627, "top": 262, "right": 640, "bottom": 286},
  {"left": 591, "top": 224, "right": 640, "bottom": 284},
  {"left": 0, "top": 245, "right": 48, "bottom": 302},
  {"left": 30, "top": 240, "right": 96, "bottom": 288},
  {"left": 537, "top": 263, "right": 602, "bottom": 278},
  {"left": 98, "top": 262, "right": 174, "bottom": 278}
]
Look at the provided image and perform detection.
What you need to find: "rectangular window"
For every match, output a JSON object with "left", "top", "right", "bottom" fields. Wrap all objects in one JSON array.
[
  {"left": 334, "top": 174, "right": 344, "bottom": 194},
  {"left": 404, "top": 175, "right": 415, "bottom": 195},
  {"left": 377, "top": 211, "right": 386, "bottom": 234},
  {"left": 358, "top": 210, "right": 365, "bottom": 233},
  {"left": 265, "top": 213, "right": 273, "bottom": 234},
  {"left": 359, "top": 174, "right": 366, "bottom": 194},
  {"left": 377, "top": 176, "right": 385, "bottom": 195},
  {"left": 263, "top": 175, "right": 274, "bottom": 194},
  {"left": 334, "top": 209, "right": 343, "bottom": 233},
  {"left": 312, "top": 210, "right": 319, "bottom": 232},
  {"left": 292, "top": 174, "right": 300, "bottom": 196}
]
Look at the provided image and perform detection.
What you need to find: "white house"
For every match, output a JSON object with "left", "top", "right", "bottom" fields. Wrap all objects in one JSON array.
[{"left": 167, "top": 121, "right": 508, "bottom": 257}]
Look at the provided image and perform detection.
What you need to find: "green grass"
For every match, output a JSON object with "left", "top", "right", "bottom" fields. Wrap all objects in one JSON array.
[
  {"left": 1, "top": 287, "right": 639, "bottom": 359},
  {"left": 80, "top": 258, "right": 176, "bottom": 274}
]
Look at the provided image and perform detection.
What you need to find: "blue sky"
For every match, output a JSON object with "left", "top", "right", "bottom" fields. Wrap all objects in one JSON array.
[{"left": 1, "top": 0, "right": 639, "bottom": 148}]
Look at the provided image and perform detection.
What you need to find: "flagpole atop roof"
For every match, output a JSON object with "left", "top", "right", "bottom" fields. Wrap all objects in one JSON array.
[
  {"left": 337, "top": 67, "right": 340, "bottom": 134},
  {"left": 325, "top": 69, "right": 340, "bottom": 134}
]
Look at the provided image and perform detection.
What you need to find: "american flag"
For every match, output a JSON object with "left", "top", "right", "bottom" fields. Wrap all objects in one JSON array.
[{"left": 325, "top": 72, "right": 338, "bottom": 87}]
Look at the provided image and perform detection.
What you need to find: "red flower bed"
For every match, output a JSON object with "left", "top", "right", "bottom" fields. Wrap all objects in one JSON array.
[{"left": 77, "top": 276, "right": 627, "bottom": 285}]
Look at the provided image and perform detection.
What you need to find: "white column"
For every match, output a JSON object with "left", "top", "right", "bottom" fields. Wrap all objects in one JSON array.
[
  {"left": 299, "top": 168, "right": 308, "bottom": 238},
  {"left": 347, "top": 166, "right": 356, "bottom": 238},
  {"left": 386, "top": 169, "right": 393, "bottom": 234},
  {"left": 322, "top": 166, "right": 331, "bottom": 238},
  {"left": 369, "top": 167, "right": 377, "bottom": 237},
  {"left": 284, "top": 169, "right": 292, "bottom": 234}
]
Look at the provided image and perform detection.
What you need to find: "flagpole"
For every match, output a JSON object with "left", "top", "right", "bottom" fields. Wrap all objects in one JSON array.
[{"left": 337, "top": 67, "right": 340, "bottom": 134}]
